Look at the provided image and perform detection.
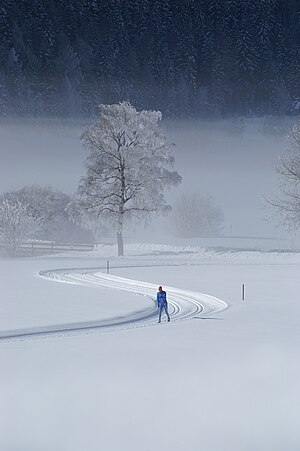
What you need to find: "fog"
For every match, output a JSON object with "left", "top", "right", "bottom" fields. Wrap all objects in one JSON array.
[
  {"left": 0, "top": 119, "right": 86, "bottom": 194},
  {"left": 0, "top": 116, "right": 292, "bottom": 241}
]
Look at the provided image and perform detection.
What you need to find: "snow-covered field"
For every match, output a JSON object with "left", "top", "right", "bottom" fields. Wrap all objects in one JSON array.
[{"left": 1, "top": 243, "right": 300, "bottom": 451}]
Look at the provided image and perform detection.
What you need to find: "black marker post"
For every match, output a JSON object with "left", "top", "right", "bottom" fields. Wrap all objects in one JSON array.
[{"left": 242, "top": 284, "right": 245, "bottom": 301}]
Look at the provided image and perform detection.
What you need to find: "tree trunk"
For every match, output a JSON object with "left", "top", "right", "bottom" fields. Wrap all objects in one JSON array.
[
  {"left": 118, "top": 160, "right": 125, "bottom": 257},
  {"left": 12, "top": 230, "right": 16, "bottom": 257},
  {"left": 117, "top": 231, "right": 124, "bottom": 256}
]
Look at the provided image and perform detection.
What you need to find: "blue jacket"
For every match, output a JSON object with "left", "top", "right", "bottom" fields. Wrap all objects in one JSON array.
[{"left": 157, "top": 290, "right": 167, "bottom": 307}]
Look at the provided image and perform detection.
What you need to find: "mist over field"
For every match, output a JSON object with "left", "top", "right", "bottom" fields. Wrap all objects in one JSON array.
[{"left": 0, "top": 116, "right": 292, "bottom": 240}]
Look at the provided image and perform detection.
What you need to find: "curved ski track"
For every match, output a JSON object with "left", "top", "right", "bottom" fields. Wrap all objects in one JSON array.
[{"left": 0, "top": 267, "right": 228, "bottom": 342}]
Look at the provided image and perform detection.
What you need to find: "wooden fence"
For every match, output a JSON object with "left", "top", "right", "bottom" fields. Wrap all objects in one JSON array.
[{"left": 19, "top": 241, "right": 94, "bottom": 256}]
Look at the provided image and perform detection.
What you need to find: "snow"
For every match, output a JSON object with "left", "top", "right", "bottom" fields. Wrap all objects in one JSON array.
[{"left": 1, "top": 243, "right": 300, "bottom": 451}]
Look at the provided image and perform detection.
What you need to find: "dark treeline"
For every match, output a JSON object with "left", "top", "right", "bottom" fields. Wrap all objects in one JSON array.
[{"left": 0, "top": 0, "right": 299, "bottom": 118}]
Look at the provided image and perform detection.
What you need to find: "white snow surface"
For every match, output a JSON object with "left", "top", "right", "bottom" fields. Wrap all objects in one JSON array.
[{"left": 1, "top": 242, "right": 300, "bottom": 451}]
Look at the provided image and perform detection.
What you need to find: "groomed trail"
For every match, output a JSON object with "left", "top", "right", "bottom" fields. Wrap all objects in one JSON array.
[{"left": 0, "top": 267, "right": 228, "bottom": 342}]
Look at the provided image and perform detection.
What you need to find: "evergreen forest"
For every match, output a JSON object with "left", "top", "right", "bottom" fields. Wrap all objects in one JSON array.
[{"left": 0, "top": 0, "right": 299, "bottom": 117}]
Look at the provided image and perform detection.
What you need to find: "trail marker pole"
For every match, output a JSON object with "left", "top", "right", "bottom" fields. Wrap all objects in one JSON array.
[
  {"left": 242, "top": 284, "right": 245, "bottom": 301},
  {"left": 107, "top": 260, "right": 110, "bottom": 274}
]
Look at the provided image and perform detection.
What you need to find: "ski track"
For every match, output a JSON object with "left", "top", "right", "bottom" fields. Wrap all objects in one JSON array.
[{"left": 0, "top": 267, "right": 228, "bottom": 342}]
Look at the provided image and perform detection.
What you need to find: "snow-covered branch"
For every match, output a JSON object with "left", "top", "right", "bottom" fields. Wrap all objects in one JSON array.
[
  {"left": 268, "top": 120, "right": 300, "bottom": 231},
  {"left": 0, "top": 199, "right": 41, "bottom": 256}
]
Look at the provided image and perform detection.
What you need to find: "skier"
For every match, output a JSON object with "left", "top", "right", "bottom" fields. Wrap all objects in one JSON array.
[{"left": 157, "top": 286, "right": 171, "bottom": 323}]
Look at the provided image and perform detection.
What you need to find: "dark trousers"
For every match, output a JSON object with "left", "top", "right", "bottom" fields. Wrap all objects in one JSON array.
[{"left": 158, "top": 303, "right": 170, "bottom": 322}]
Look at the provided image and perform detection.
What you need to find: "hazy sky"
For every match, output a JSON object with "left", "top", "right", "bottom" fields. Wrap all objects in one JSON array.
[{"left": 0, "top": 117, "right": 292, "bottom": 238}]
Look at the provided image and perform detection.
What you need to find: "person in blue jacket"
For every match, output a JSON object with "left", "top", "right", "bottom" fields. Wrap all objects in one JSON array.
[{"left": 157, "top": 286, "right": 171, "bottom": 323}]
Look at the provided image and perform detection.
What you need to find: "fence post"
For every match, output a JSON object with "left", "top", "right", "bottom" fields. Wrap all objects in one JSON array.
[
  {"left": 51, "top": 241, "right": 54, "bottom": 254},
  {"left": 107, "top": 260, "right": 110, "bottom": 274},
  {"left": 242, "top": 284, "right": 245, "bottom": 301}
]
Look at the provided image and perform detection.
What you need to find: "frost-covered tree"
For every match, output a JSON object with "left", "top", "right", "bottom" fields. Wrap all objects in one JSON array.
[
  {"left": 269, "top": 120, "right": 300, "bottom": 230},
  {"left": 0, "top": 199, "right": 41, "bottom": 256},
  {"left": 0, "top": 185, "right": 93, "bottom": 243},
  {"left": 74, "top": 101, "right": 181, "bottom": 255},
  {"left": 170, "top": 192, "right": 224, "bottom": 238}
]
